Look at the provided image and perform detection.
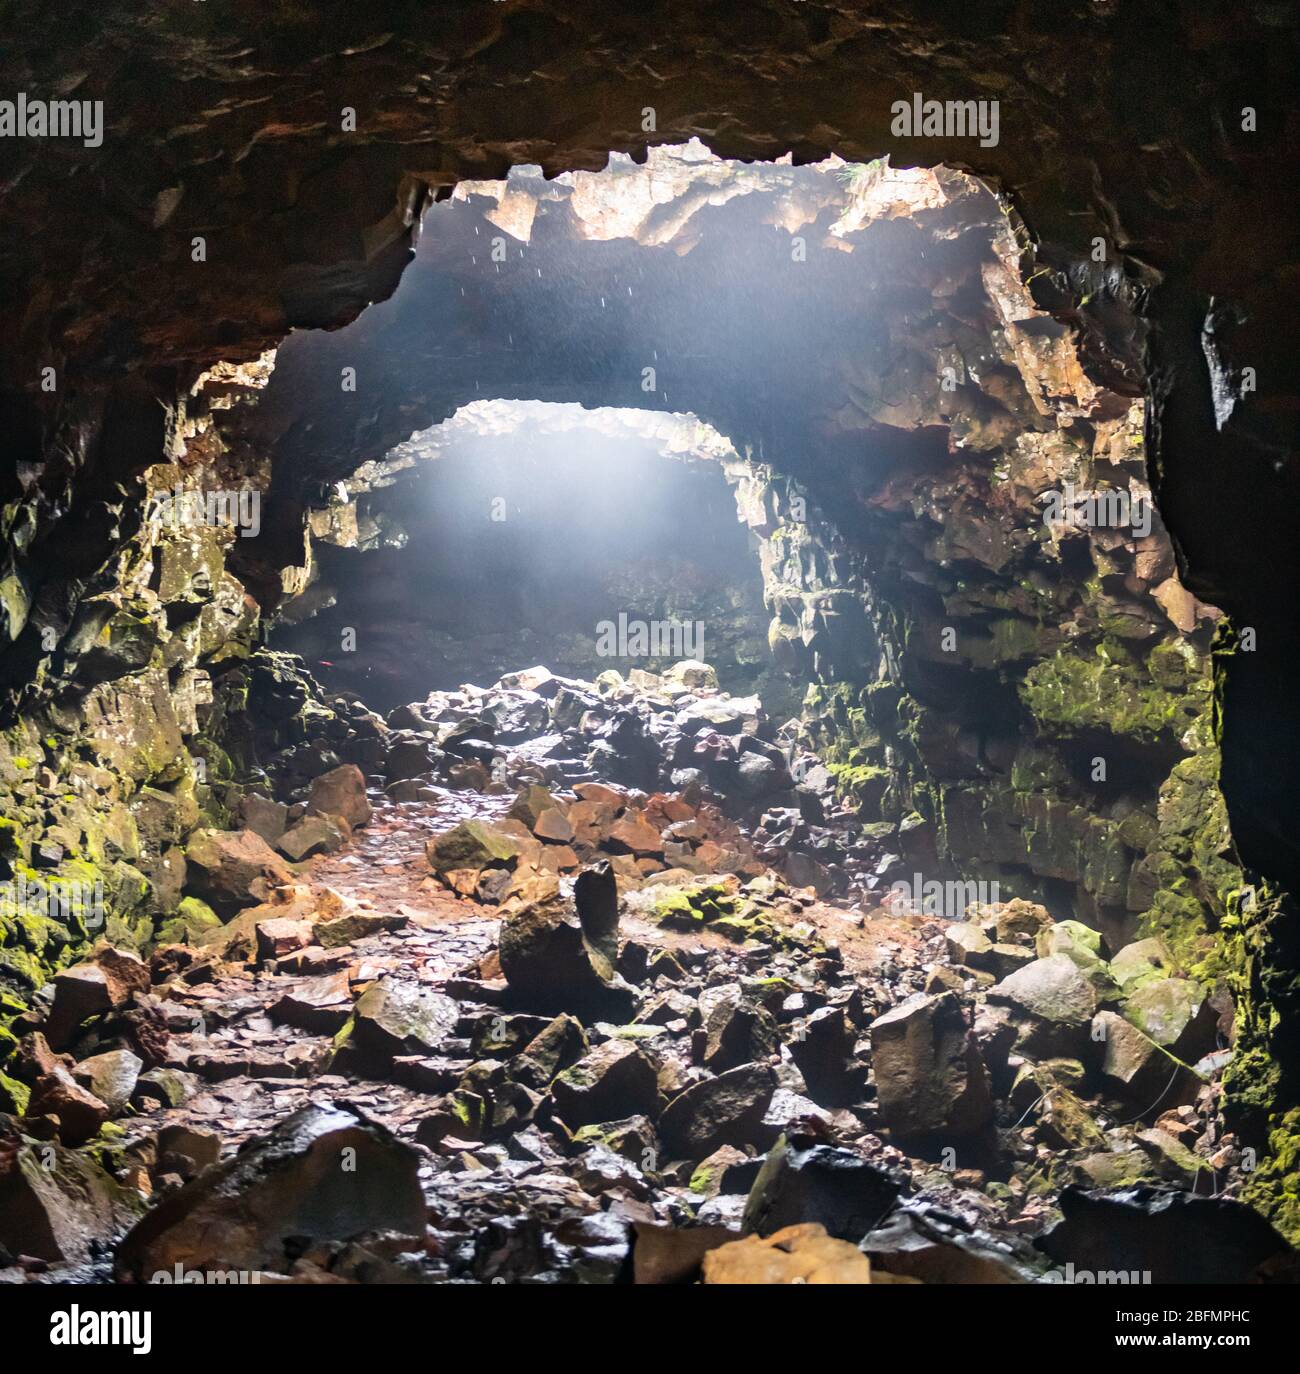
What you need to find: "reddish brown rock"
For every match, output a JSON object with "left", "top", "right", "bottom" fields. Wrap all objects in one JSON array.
[{"left": 608, "top": 811, "right": 665, "bottom": 857}]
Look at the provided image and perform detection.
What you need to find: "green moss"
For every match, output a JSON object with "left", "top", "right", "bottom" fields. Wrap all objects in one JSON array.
[
  {"left": 1020, "top": 642, "right": 1204, "bottom": 744},
  {"left": 0, "top": 1069, "right": 30, "bottom": 1115}
]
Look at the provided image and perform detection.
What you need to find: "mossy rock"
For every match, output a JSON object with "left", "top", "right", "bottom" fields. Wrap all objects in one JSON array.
[{"left": 155, "top": 896, "right": 222, "bottom": 946}]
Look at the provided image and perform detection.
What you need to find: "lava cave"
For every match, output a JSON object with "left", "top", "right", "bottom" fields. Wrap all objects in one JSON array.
[{"left": 1, "top": 0, "right": 1299, "bottom": 1318}]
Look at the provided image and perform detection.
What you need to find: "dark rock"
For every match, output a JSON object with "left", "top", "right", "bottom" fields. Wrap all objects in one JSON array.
[
  {"left": 0, "top": 1128, "right": 144, "bottom": 1263},
  {"left": 235, "top": 794, "right": 289, "bottom": 845},
  {"left": 349, "top": 979, "right": 460, "bottom": 1060},
  {"left": 72, "top": 1049, "right": 143, "bottom": 1113},
  {"left": 868, "top": 991, "right": 992, "bottom": 1138},
  {"left": 741, "top": 1136, "right": 900, "bottom": 1242},
  {"left": 550, "top": 1040, "right": 659, "bottom": 1128},
  {"left": 659, "top": 1062, "right": 776, "bottom": 1161},
  {"left": 862, "top": 1202, "right": 1041, "bottom": 1283},
  {"left": 115, "top": 1104, "right": 425, "bottom": 1279},
  {"left": 26, "top": 1067, "right": 110, "bottom": 1145},
  {"left": 276, "top": 814, "right": 348, "bottom": 862},
  {"left": 1036, "top": 1187, "right": 1297, "bottom": 1284}
]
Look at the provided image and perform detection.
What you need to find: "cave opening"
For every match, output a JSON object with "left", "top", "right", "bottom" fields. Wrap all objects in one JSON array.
[{"left": 269, "top": 399, "right": 793, "bottom": 720}]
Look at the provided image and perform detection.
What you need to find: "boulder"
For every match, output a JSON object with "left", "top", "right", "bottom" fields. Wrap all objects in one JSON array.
[
  {"left": 550, "top": 1040, "right": 660, "bottom": 1128},
  {"left": 72, "top": 1048, "right": 143, "bottom": 1113},
  {"left": 699, "top": 983, "right": 777, "bottom": 1072},
  {"left": 44, "top": 966, "right": 116, "bottom": 1050},
  {"left": 276, "top": 814, "right": 348, "bottom": 862},
  {"left": 306, "top": 763, "right": 372, "bottom": 830},
  {"left": 663, "top": 660, "right": 719, "bottom": 691},
  {"left": 988, "top": 954, "right": 1102, "bottom": 1056},
  {"left": 426, "top": 820, "right": 520, "bottom": 875},
  {"left": 348, "top": 979, "right": 460, "bottom": 1060},
  {"left": 115, "top": 1104, "right": 424, "bottom": 1279},
  {"left": 787, "top": 1005, "right": 861, "bottom": 1107},
  {"left": 862, "top": 1203, "right": 1040, "bottom": 1283},
  {"left": 659, "top": 1062, "right": 776, "bottom": 1160},
  {"left": 0, "top": 1131, "right": 144, "bottom": 1263},
  {"left": 742, "top": 1136, "right": 900, "bottom": 1242},
  {"left": 702, "top": 1223, "right": 873, "bottom": 1284},
  {"left": 1036, "top": 1186, "right": 1296, "bottom": 1285},
  {"left": 1092, "top": 1010, "right": 1203, "bottom": 1115},
  {"left": 868, "top": 991, "right": 992, "bottom": 1137},
  {"left": 1109, "top": 937, "right": 1176, "bottom": 991},
  {"left": 1121, "top": 977, "right": 1220, "bottom": 1062},
  {"left": 498, "top": 863, "right": 628, "bottom": 1015},
  {"left": 234, "top": 794, "right": 288, "bottom": 845},
  {"left": 27, "top": 1066, "right": 110, "bottom": 1145},
  {"left": 185, "top": 828, "right": 295, "bottom": 913}
]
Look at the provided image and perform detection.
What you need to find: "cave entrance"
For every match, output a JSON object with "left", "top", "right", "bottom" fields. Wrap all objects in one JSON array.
[{"left": 270, "top": 398, "right": 798, "bottom": 721}]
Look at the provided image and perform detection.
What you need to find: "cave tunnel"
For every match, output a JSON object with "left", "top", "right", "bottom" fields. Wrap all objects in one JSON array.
[{"left": 1, "top": 3, "right": 1299, "bottom": 1312}]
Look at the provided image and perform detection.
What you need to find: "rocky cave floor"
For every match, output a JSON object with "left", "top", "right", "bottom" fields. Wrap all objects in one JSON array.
[{"left": 2, "top": 662, "right": 1295, "bottom": 1285}]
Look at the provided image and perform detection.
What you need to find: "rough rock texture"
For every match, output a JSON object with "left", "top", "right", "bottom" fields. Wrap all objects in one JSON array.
[{"left": 114, "top": 1103, "right": 425, "bottom": 1280}]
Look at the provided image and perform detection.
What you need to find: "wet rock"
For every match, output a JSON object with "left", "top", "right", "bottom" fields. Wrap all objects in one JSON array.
[
  {"left": 0, "top": 1127, "right": 145, "bottom": 1263},
  {"left": 306, "top": 763, "right": 373, "bottom": 830},
  {"left": 698, "top": 983, "right": 777, "bottom": 1071},
  {"left": 383, "top": 732, "right": 437, "bottom": 782},
  {"left": 688, "top": 1144, "right": 760, "bottom": 1198},
  {"left": 255, "top": 916, "right": 315, "bottom": 961},
  {"left": 273, "top": 970, "right": 353, "bottom": 1034},
  {"left": 499, "top": 865, "right": 630, "bottom": 1016},
  {"left": 869, "top": 991, "right": 992, "bottom": 1137},
  {"left": 787, "top": 1005, "right": 860, "bottom": 1107},
  {"left": 742, "top": 1136, "right": 900, "bottom": 1242},
  {"left": 185, "top": 828, "right": 295, "bottom": 913},
  {"left": 572, "top": 1114, "right": 659, "bottom": 1168},
  {"left": 155, "top": 1124, "right": 222, "bottom": 1173},
  {"left": 702, "top": 1222, "right": 873, "bottom": 1284},
  {"left": 44, "top": 966, "right": 116, "bottom": 1050},
  {"left": 513, "top": 1013, "right": 589, "bottom": 1088},
  {"left": 72, "top": 1049, "right": 143, "bottom": 1114},
  {"left": 861, "top": 1203, "right": 1040, "bottom": 1283},
  {"left": 551, "top": 1040, "right": 659, "bottom": 1128},
  {"left": 130, "top": 1068, "right": 197, "bottom": 1112},
  {"left": 315, "top": 906, "right": 404, "bottom": 948},
  {"left": 658, "top": 1062, "right": 776, "bottom": 1160},
  {"left": 348, "top": 979, "right": 460, "bottom": 1060},
  {"left": 1036, "top": 1187, "right": 1297, "bottom": 1284},
  {"left": 115, "top": 1104, "right": 425, "bottom": 1279}
]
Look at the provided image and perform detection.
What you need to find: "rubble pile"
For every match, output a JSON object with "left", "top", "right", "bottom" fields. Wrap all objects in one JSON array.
[{"left": 0, "top": 663, "right": 1293, "bottom": 1285}]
